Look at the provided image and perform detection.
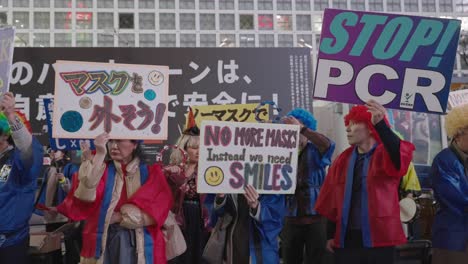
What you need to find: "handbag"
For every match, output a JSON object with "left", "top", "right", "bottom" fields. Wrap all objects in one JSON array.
[
  {"left": 163, "top": 211, "right": 187, "bottom": 260},
  {"left": 202, "top": 214, "right": 233, "bottom": 264}
]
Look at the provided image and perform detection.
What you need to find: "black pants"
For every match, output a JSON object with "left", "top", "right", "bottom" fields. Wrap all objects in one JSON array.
[
  {"left": 281, "top": 220, "right": 329, "bottom": 264},
  {"left": 0, "top": 236, "right": 29, "bottom": 264},
  {"left": 334, "top": 230, "right": 395, "bottom": 264}
]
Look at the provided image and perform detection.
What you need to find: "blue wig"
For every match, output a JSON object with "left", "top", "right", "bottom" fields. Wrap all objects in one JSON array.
[{"left": 286, "top": 108, "right": 317, "bottom": 131}]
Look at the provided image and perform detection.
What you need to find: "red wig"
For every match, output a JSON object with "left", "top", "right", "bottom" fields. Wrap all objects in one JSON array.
[{"left": 344, "top": 105, "right": 389, "bottom": 143}]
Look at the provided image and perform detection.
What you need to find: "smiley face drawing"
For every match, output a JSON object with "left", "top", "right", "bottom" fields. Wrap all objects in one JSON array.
[
  {"left": 204, "top": 166, "right": 224, "bottom": 186},
  {"left": 148, "top": 70, "right": 164, "bottom": 86}
]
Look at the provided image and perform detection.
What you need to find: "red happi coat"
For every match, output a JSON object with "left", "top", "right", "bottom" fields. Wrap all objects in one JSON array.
[{"left": 315, "top": 141, "right": 414, "bottom": 248}]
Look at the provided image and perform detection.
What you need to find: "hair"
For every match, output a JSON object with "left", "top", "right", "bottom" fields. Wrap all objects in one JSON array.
[
  {"left": 344, "top": 105, "right": 390, "bottom": 143},
  {"left": 170, "top": 133, "right": 200, "bottom": 166},
  {"left": 445, "top": 104, "right": 468, "bottom": 139},
  {"left": 286, "top": 108, "right": 317, "bottom": 131}
]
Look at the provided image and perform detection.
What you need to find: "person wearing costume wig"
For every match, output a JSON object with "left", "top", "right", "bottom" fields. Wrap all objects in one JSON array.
[
  {"left": 431, "top": 104, "right": 468, "bottom": 264},
  {"left": 315, "top": 100, "right": 414, "bottom": 264},
  {"left": 0, "top": 92, "right": 44, "bottom": 264},
  {"left": 281, "top": 108, "right": 335, "bottom": 264}
]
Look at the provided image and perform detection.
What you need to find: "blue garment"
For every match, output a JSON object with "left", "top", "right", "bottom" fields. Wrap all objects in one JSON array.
[
  {"left": 0, "top": 139, "right": 44, "bottom": 248},
  {"left": 286, "top": 141, "right": 335, "bottom": 216},
  {"left": 34, "top": 162, "right": 78, "bottom": 216},
  {"left": 431, "top": 147, "right": 468, "bottom": 252},
  {"left": 213, "top": 194, "right": 286, "bottom": 264}
]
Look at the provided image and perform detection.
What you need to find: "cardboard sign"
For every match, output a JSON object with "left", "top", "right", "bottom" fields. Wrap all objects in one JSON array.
[
  {"left": 314, "top": 9, "right": 461, "bottom": 114},
  {"left": 192, "top": 103, "right": 269, "bottom": 126},
  {"left": 197, "top": 121, "right": 299, "bottom": 194},
  {"left": 53, "top": 60, "right": 169, "bottom": 139}
]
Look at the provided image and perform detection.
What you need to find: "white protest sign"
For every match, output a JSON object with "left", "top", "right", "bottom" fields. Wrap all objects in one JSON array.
[
  {"left": 197, "top": 120, "right": 299, "bottom": 194},
  {"left": 447, "top": 89, "right": 468, "bottom": 109},
  {"left": 53, "top": 60, "right": 169, "bottom": 140}
]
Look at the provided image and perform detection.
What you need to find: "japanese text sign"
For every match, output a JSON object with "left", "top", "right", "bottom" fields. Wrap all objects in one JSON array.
[
  {"left": 197, "top": 121, "right": 299, "bottom": 194},
  {"left": 192, "top": 103, "right": 269, "bottom": 126},
  {"left": 53, "top": 60, "right": 169, "bottom": 139},
  {"left": 44, "top": 98, "right": 95, "bottom": 150},
  {"left": 313, "top": 9, "right": 461, "bottom": 114},
  {"left": 0, "top": 27, "right": 15, "bottom": 96},
  {"left": 447, "top": 89, "right": 468, "bottom": 109}
]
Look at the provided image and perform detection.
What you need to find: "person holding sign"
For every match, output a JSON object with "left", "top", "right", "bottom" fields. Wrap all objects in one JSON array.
[
  {"left": 164, "top": 124, "right": 211, "bottom": 264},
  {"left": 211, "top": 186, "right": 285, "bottom": 263},
  {"left": 56, "top": 134, "right": 173, "bottom": 264},
  {"left": 0, "top": 92, "right": 44, "bottom": 264},
  {"left": 280, "top": 108, "right": 335, "bottom": 264},
  {"left": 430, "top": 104, "right": 468, "bottom": 264},
  {"left": 315, "top": 100, "right": 414, "bottom": 264}
]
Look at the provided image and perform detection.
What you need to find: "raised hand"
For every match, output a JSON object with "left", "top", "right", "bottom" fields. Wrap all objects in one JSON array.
[{"left": 366, "top": 100, "right": 387, "bottom": 125}]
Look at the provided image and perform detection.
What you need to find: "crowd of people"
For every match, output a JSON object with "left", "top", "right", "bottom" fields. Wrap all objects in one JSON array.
[{"left": 0, "top": 91, "right": 467, "bottom": 264}]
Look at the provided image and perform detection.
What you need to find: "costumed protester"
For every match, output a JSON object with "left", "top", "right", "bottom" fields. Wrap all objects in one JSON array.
[
  {"left": 431, "top": 104, "right": 468, "bottom": 264},
  {"left": 210, "top": 186, "right": 285, "bottom": 263},
  {"left": 164, "top": 108, "right": 211, "bottom": 264},
  {"left": 315, "top": 100, "right": 414, "bottom": 264},
  {"left": 0, "top": 92, "right": 44, "bottom": 264},
  {"left": 57, "top": 133, "right": 173, "bottom": 264},
  {"left": 280, "top": 108, "right": 335, "bottom": 264}
]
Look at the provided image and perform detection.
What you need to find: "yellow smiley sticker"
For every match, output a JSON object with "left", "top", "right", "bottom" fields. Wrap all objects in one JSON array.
[{"left": 204, "top": 166, "right": 224, "bottom": 186}]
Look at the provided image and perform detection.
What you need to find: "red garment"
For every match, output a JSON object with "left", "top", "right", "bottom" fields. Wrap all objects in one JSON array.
[
  {"left": 315, "top": 141, "right": 414, "bottom": 248},
  {"left": 57, "top": 163, "right": 173, "bottom": 264}
]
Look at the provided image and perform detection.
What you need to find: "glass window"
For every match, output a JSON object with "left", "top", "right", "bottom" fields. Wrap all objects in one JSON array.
[
  {"left": 259, "top": 14, "right": 274, "bottom": 30},
  {"left": 119, "top": 13, "right": 134, "bottom": 29},
  {"left": 439, "top": 0, "right": 453, "bottom": 12},
  {"left": 98, "top": 33, "right": 114, "bottom": 47},
  {"left": 180, "top": 0, "right": 195, "bottom": 9},
  {"left": 332, "top": 0, "right": 347, "bottom": 8},
  {"left": 119, "top": 33, "right": 135, "bottom": 47},
  {"left": 405, "top": 0, "right": 419, "bottom": 12},
  {"left": 98, "top": 13, "right": 114, "bottom": 29},
  {"left": 456, "top": 0, "right": 468, "bottom": 12},
  {"left": 422, "top": 0, "right": 436, "bottom": 11},
  {"left": 180, "top": 34, "right": 196, "bottom": 47},
  {"left": 200, "top": 0, "right": 215, "bottom": 9},
  {"left": 0, "top": 13, "right": 6, "bottom": 26},
  {"left": 220, "top": 14, "right": 235, "bottom": 30},
  {"left": 351, "top": 0, "right": 365, "bottom": 10},
  {"left": 313, "top": 16, "right": 322, "bottom": 33},
  {"left": 159, "top": 0, "right": 175, "bottom": 9},
  {"left": 259, "top": 34, "right": 274, "bottom": 47},
  {"left": 13, "top": 12, "right": 29, "bottom": 29},
  {"left": 118, "top": 0, "right": 134, "bottom": 8},
  {"left": 15, "top": 33, "right": 29, "bottom": 47},
  {"left": 296, "top": 15, "right": 311, "bottom": 31},
  {"left": 297, "top": 34, "right": 313, "bottom": 48},
  {"left": 277, "top": 15, "right": 292, "bottom": 31},
  {"left": 34, "top": 0, "right": 49, "bottom": 7},
  {"left": 97, "top": 0, "right": 113, "bottom": 8},
  {"left": 13, "top": 0, "right": 28, "bottom": 7},
  {"left": 55, "top": 33, "right": 72, "bottom": 47},
  {"left": 139, "top": 0, "right": 155, "bottom": 8},
  {"left": 76, "top": 0, "right": 93, "bottom": 8},
  {"left": 160, "top": 33, "right": 176, "bottom": 47},
  {"left": 159, "top": 13, "right": 175, "bottom": 30},
  {"left": 220, "top": 0, "right": 235, "bottom": 9},
  {"left": 315, "top": 33, "right": 321, "bottom": 47},
  {"left": 277, "top": 0, "right": 292, "bottom": 10},
  {"left": 278, "top": 34, "right": 293, "bottom": 47},
  {"left": 55, "top": 0, "right": 67, "bottom": 8},
  {"left": 34, "top": 33, "right": 50, "bottom": 47},
  {"left": 239, "top": 0, "right": 254, "bottom": 10},
  {"left": 200, "top": 34, "right": 216, "bottom": 47},
  {"left": 180, "top": 13, "right": 196, "bottom": 30},
  {"left": 139, "top": 13, "right": 155, "bottom": 30},
  {"left": 369, "top": 0, "right": 384, "bottom": 11},
  {"left": 314, "top": 0, "right": 328, "bottom": 10},
  {"left": 139, "top": 34, "right": 156, "bottom": 47},
  {"left": 55, "top": 12, "right": 71, "bottom": 30},
  {"left": 258, "top": 0, "right": 273, "bottom": 9},
  {"left": 295, "top": 0, "right": 311, "bottom": 10},
  {"left": 200, "top": 14, "right": 216, "bottom": 30},
  {"left": 76, "top": 33, "right": 93, "bottom": 47},
  {"left": 240, "top": 34, "right": 255, "bottom": 47},
  {"left": 240, "top": 14, "right": 254, "bottom": 30},
  {"left": 34, "top": 12, "right": 50, "bottom": 29},
  {"left": 220, "top": 34, "right": 236, "bottom": 47},
  {"left": 76, "top": 12, "right": 93, "bottom": 30},
  {"left": 387, "top": 0, "right": 402, "bottom": 11}
]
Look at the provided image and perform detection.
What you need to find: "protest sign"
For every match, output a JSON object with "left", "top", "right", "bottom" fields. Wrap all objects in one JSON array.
[
  {"left": 191, "top": 103, "right": 269, "bottom": 126},
  {"left": 447, "top": 89, "right": 468, "bottom": 109}
]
